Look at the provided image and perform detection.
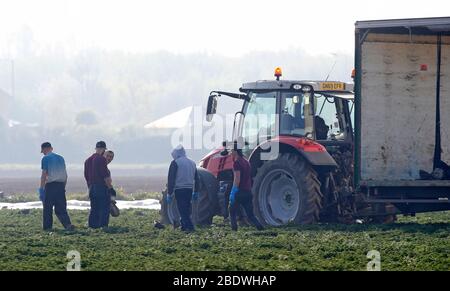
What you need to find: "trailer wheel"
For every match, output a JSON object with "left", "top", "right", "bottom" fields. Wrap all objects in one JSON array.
[{"left": 253, "top": 153, "right": 323, "bottom": 226}]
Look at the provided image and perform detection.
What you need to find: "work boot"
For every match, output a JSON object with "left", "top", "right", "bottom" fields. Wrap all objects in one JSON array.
[
  {"left": 65, "top": 224, "right": 76, "bottom": 231},
  {"left": 154, "top": 220, "right": 165, "bottom": 229}
]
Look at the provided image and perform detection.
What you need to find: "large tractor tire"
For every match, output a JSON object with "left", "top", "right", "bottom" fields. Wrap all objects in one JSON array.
[
  {"left": 160, "top": 188, "right": 180, "bottom": 226},
  {"left": 253, "top": 153, "right": 323, "bottom": 226},
  {"left": 159, "top": 168, "right": 218, "bottom": 227},
  {"left": 160, "top": 187, "right": 214, "bottom": 226},
  {"left": 191, "top": 187, "right": 215, "bottom": 226}
]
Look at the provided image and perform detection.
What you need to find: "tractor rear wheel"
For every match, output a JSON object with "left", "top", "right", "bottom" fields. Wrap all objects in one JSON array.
[{"left": 253, "top": 153, "right": 323, "bottom": 226}]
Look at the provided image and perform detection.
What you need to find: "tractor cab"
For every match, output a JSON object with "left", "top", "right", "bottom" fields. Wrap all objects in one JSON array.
[
  {"left": 162, "top": 68, "right": 357, "bottom": 227},
  {"left": 206, "top": 67, "right": 354, "bottom": 156},
  {"left": 197, "top": 68, "right": 356, "bottom": 226}
]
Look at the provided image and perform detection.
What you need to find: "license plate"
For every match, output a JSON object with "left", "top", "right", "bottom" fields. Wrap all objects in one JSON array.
[{"left": 319, "top": 82, "right": 345, "bottom": 91}]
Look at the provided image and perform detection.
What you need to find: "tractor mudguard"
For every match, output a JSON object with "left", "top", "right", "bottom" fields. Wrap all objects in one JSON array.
[
  {"left": 301, "top": 151, "right": 337, "bottom": 167},
  {"left": 249, "top": 138, "right": 337, "bottom": 169}
]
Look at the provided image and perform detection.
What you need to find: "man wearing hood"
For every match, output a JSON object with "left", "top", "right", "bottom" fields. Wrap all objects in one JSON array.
[{"left": 167, "top": 145, "right": 200, "bottom": 232}]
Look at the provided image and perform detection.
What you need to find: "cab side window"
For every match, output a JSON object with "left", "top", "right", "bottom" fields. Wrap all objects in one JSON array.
[{"left": 315, "top": 95, "right": 341, "bottom": 140}]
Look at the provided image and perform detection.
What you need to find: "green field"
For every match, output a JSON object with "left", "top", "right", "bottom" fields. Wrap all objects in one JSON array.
[{"left": 0, "top": 209, "right": 448, "bottom": 271}]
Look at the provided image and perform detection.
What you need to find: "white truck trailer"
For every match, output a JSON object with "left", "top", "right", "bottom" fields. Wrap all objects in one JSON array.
[{"left": 355, "top": 17, "right": 450, "bottom": 214}]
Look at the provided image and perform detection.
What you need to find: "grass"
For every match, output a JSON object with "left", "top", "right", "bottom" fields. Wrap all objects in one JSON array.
[
  {"left": 0, "top": 209, "right": 448, "bottom": 271},
  {"left": 0, "top": 190, "right": 162, "bottom": 203}
]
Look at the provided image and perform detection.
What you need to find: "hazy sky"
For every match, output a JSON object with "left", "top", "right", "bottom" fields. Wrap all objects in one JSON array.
[{"left": 0, "top": 0, "right": 449, "bottom": 57}]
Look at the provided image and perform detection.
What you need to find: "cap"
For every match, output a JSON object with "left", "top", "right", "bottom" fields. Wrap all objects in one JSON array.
[
  {"left": 40, "top": 142, "right": 52, "bottom": 153},
  {"left": 41, "top": 142, "right": 52, "bottom": 149},
  {"left": 96, "top": 141, "right": 107, "bottom": 149}
]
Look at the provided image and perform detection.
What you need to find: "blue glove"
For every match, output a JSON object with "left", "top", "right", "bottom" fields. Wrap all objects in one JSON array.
[
  {"left": 229, "top": 186, "right": 239, "bottom": 206},
  {"left": 166, "top": 194, "right": 173, "bottom": 204},
  {"left": 192, "top": 192, "right": 199, "bottom": 201},
  {"left": 38, "top": 188, "right": 45, "bottom": 202}
]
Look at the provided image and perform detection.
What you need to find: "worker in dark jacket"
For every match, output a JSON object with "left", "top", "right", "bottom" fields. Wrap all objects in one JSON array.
[
  {"left": 229, "top": 141, "right": 264, "bottom": 231},
  {"left": 167, "top": 145, "right": 200, "bottom": 232},
  {"left": 84, "top": 141, "right": 113, "bottom": 228}
]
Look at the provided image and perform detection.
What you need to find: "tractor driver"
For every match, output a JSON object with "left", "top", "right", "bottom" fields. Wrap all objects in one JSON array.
[{"left": 314, "top": 115, "right": 329, "bottom": 140}]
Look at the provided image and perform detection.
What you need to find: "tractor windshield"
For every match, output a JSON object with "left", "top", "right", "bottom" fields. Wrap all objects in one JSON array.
[
  {"left": 242, "top": 92, "right": 277, "bottom": 147},
  {"left": 241, "top": 91, "right": 313, "bottom": 148}
]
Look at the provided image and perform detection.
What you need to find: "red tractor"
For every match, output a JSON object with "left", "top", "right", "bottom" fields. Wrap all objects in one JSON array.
[{"left": 161, "top": 68, "right": 380, "bottom": 226}]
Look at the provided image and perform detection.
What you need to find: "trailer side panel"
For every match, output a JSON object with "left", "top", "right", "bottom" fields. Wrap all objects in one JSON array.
[{"left": 360, "top": 34, "right": 450, "bottom": 181}]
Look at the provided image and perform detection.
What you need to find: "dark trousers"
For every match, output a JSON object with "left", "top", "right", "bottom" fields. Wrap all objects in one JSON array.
[
  {"left": 229, "top": 190, "right": 263, "bottom": 231},
  {"left": 89, "top": 184, "right": 110, "bottom": 228},
  {"left": 175, "top": 188, "right": 194, "bottom": 231},
  {"left": 43, "top": 182, "right": 72, "bottom": 230},
  {"left": 224, "top": 189, "right": 248, "bottom": 223}
]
